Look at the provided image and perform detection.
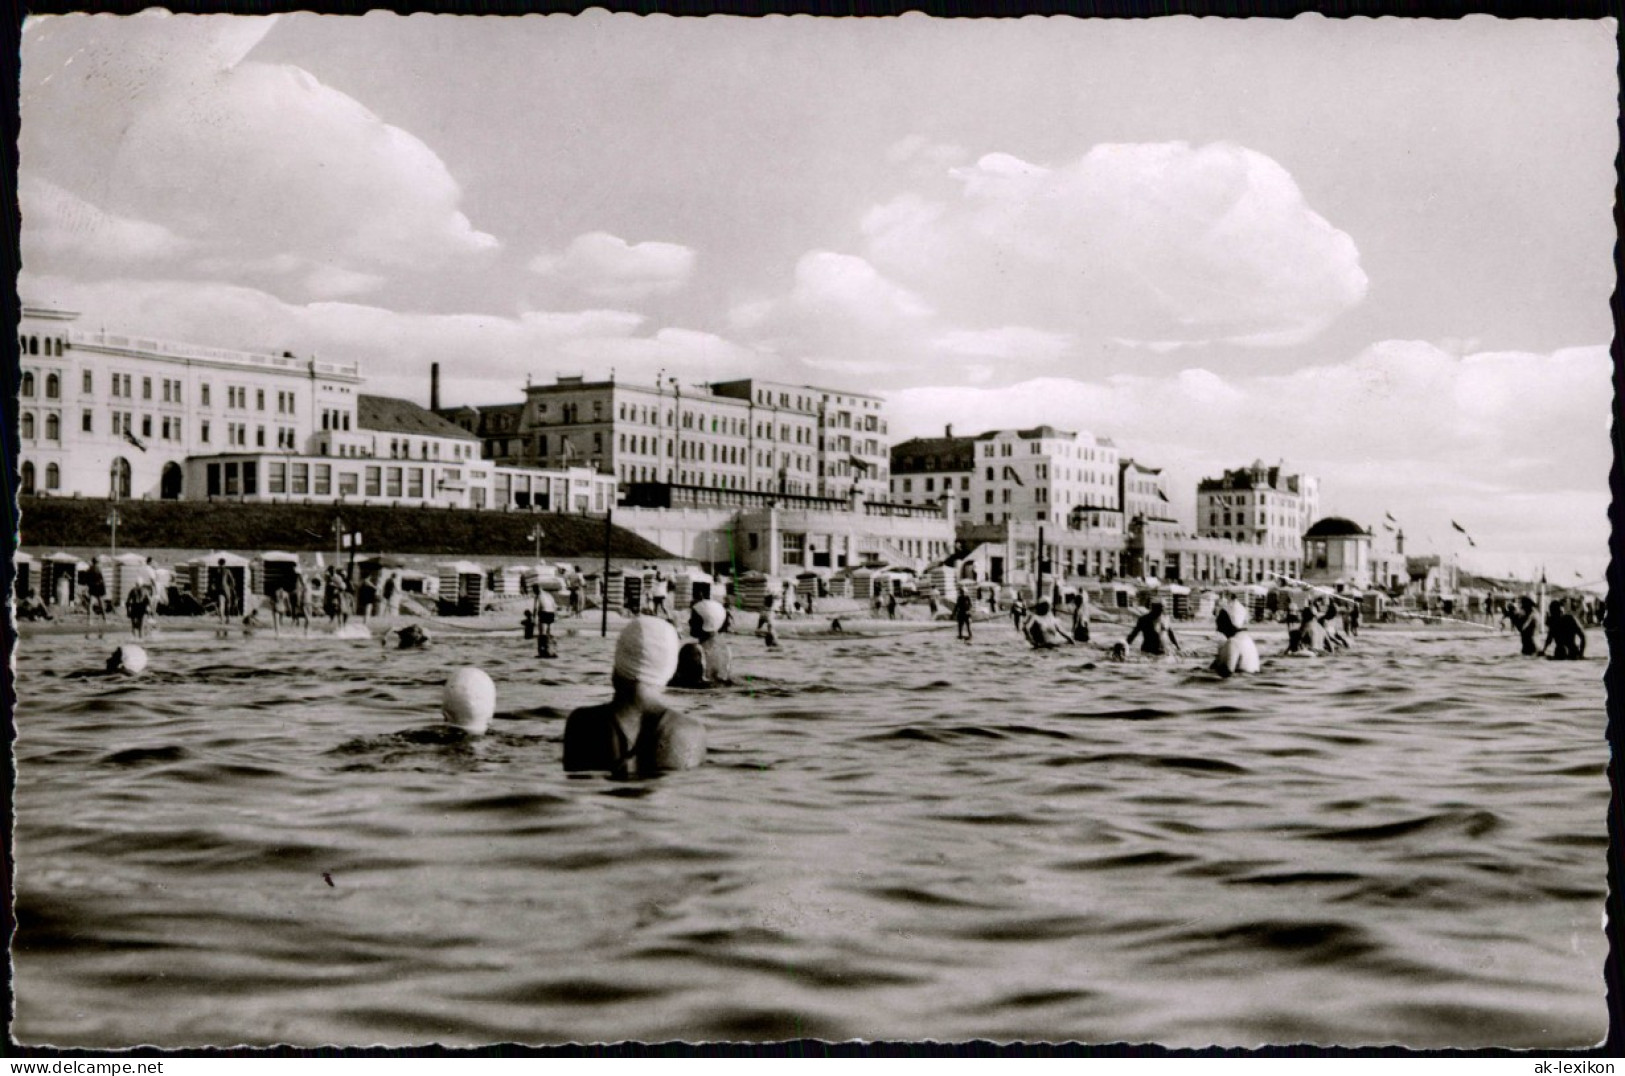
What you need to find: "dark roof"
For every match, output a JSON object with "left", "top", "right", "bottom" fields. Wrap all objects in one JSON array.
[
  {"left": 434, "top": 401, "right": 524, "bottom": 436},
  {"left": 1304, "top": 516, "right": 1370, "bottom": 539},
  {"left": 890, "top": 435, "right": 975, "bottom": 474},
  {"left": 359, "top": 395, "right": 479, "bottom": 440}
]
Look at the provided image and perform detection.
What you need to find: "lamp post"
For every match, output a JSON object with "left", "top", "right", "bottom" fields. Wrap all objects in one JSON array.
[
  {"left": 107, "top": 505, "right": 120, "bottom": 561},
  {"left": 670, "top": 377, "right": 681, "bottom": 485},
  {"left": 528, "top": 524, "right": 545, "bottom": 562}
]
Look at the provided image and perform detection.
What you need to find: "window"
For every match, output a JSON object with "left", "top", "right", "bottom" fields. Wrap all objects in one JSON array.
[
  {"left": 45, "top": 373, "right": 60, "bottom": 399},
  {"left": 386, "top": 467, "right": 402, "bottom": 497},
  {"left": 256, "top": 427, "right": 266, "bottom": 447},
  {"left": 140, "top": 414, "right": 153, "bottom": 436},
  {"left": 314, "top": 465, "right": 330, "bottom": 496},
  {"left": 45, "top": 462, "right": 59, "bottom": 490},
  {"left": 291, "top": 463, "right": 309, "bottom": 495},
  {"left": 257, "top": 389, "right": 266, "bottom": 411},
  {"left": 46, "top": 414, "right": 60, "bottom": 441},
  {"left": 365, "top": 466, "right": 381, "bottom": 497},
  {"left": 338, "top": 471, "right": 358, "bottom": 497},
  {"left": 83, "top": 370, "right": 94, "bottom": 394},
  {"left": 407, "top": 468, "right": 423, "bottom": 497},
  {"left": 201, "top": 383, "right": 211, "bottom": 407},
  {"left": 20, "top": 371, "right": 33, "bottom": 397},
  {"left": 269, "top": 462, "right": 287, "bottom": 494},
  {"left": 20, "top": 461, "right": 34, "bottom": 494},
  {"left": 82, "top": 409, "right": 93, "bottom": 433},
  {"left": 142, "top": 377, "right": 152, "bottom": 400}
]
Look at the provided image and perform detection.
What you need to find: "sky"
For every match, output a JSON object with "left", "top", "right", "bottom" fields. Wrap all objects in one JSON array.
[{"left": 17, "top": 12, "right": 1618, "bottom": 582}]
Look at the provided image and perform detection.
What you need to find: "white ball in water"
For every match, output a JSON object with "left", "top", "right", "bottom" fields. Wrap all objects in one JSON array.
[
  {"left": 116, "top": 644, "right": 149, "bottom": 675},
  {"left": 442, "top": 667, "right": 495, "bottom": 735}
]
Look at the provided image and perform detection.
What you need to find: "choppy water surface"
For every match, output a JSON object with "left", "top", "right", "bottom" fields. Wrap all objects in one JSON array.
[{"left": 12, "top": 618, "right": 1609, "bottom": 1047}]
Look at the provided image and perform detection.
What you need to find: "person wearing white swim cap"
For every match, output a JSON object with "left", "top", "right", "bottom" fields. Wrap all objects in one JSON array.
[
  {"left": 670, "top": 599, "right": 734, "bottom": 688},
  {"left": 563, "top": 616, "right": 706, "bottom": 775},
  {"left": 441, "top": 667, "right": 495, "bottom": 736},
  {"left": 1211, "top": 601, "right": 1261, "bottom": 678},
  {"left": 107, "top": 643, "right": 149, "bottom": 675}
]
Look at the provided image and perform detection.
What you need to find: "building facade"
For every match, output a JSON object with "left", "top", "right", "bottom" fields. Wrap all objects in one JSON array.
[
  {"left": 16, "top": 305, "right": 362, "bottom": 502},
  {"left": 512, "top": 376, "right": 822, "bottom": 496},
  {"left": 18, "top": 306, "right": 615, "bottom": 514},
  {"left": 709, "top": 378, "right": 890, "bottom": 501},
  {"left": 1196, "top": 461, "right": 1320, "bottom": 554},
  {"left": 1119, "top": 458, "right": 1177, "bottom": 528},
  {"left": 889, "top": 427, "right": 975, "bottom": 516},
  {"left": 972, "top": 426, "right": 1122, "bottom": 530}
]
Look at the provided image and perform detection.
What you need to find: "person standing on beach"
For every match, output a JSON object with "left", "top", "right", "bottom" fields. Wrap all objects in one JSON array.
[
  {"left": 125, "top": 583, "right": 151, "bottom": 639},
  {"left": 271, "top": 587, "right": 290, "bottom": 636},
  {"left": 1127, "top": 601, "right": 1181, "bottom": 657},
  {"left": 954, "top": 589, "right": 975, "bottom": 641},
  {"left": 87, "top": 563, "right": 108, "bottom": 623},
  {"left": 564, "top": 616, "right": 706, "bottom": 776}
]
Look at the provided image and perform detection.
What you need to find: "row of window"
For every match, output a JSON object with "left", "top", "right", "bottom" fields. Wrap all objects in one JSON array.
[
  {"left": 19, "top": 335, "right": 66, "bottom": 357},
  {"left": 17, "top": 461, "right": 62, "bottom": 493}
]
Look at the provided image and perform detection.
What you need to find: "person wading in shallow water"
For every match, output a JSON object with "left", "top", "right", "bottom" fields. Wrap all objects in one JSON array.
[
  {"left": 1210, "top": 601, "right": 1261, "bottom": 678},
  {"left": 1126, "top": 601, "right": 1181, "bottom": 657},
  {"left": 1505, "top": 596, "right": 1541, "bottom": 656},
  {"left": 563, "top": 616, "right": 706, "bottom": 777},
  {"left": 1539, "top": 600, "right": 1587, "bottom": 661}
]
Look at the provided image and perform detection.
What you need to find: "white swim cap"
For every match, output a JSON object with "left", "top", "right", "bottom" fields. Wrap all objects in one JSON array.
[
  {"left": 691, "top": 599, "right": 727, "bottom": 634},
  {"left": 441, "top": 667, "right": 495, "bottom": 735},
  {"left": 1222, "top": 601, "right": 1250, "bottom": 630},
  {"left": 114, "top": 643, "right": 148, "bottom": 675},
  {"left": 613, "top": 616, "right": 681, "bottom": 686}
]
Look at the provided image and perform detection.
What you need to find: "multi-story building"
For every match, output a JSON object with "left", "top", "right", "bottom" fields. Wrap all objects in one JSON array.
[
  {"left": 1196, "top": 461, "right": 1319, "bottom": 555},
  {"left": 16, "top": 305, "right": 363, "bottom": 502},
  {"left": 510, "top": 375, "right": 823, "bottom": 495},
  {"left": 438, "top": 400, "right": 528, "bottom": 464},
  {"left": 708, "top": 379, "right": 890, "bottom": 501},
  {"left": 971, "top": 426, "right": 1121, "bottom": 530},
  {"left": 1119, "top": 458, "right": 1177, "bottom": 528},
  {"left": 889, "top": 426, "right": 975, "bottom": 516},
  {"left": 16, "top": 306, "right": 615, "bottom": 513}
]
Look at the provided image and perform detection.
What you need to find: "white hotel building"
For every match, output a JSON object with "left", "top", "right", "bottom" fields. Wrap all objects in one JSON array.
[{"left": 15, "top": 306, "right": 615, "bottom": 513}]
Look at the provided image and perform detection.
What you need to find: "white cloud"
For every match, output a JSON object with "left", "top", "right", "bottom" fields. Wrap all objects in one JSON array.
[
  {"left": 19, "top": 174, "right": 194, "bottom": 267},
  {"left": 864, "top": 141, "right": 1368, "bottom": 351},
  {"left": 529, "top": 232, "right": 697, "bottom": 302},
  {"left": 21, "top": 13, "right": 497, "bottom": 296},
  {"left": 889, "top": 341, "right": 1609, "bottom": 579}
]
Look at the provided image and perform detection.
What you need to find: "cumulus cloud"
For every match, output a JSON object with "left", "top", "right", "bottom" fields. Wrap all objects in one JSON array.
[
  {"left": 21, "top": 13, "right": 497, "bottom": 296},
  {"left": 17, "top": 273, "right": 787, "bottom": 414},
  {"left": 888, "top": 341, "right": 1609, "bottom": 578},
  {"left": 729, "top": 251, "right": 936, "bottom": 368},
  {"left": 863, "top": 141, "right": 1368, "bottom": 351},
  {"left": 19, "top": 174, "right": 194, "bottom": 267},
  {"left": 529, "top": 232, "right": 697, "bottom": 301}
]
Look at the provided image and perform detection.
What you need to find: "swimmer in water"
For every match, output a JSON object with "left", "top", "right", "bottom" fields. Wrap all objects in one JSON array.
[
  {"left": 441, "top": 667, "right": 495, "bottom": 737},
  {"left": 1126, "top": 601, "right": 1181, "bottom": 657},
  {"left": 381, "top": 624, "right": 432, "bottom": 650},
  {"left": 1210, "top": 600, "right": 1261, "bottom": 677},
  {"left": 1287, "top": 606, "right": 1331, "bottom": 654},
  {"left": 69, "top": 643, "right": 149, "bottom": 678},
  {"left": 564, "top": 616, "right": 706, "bottom": 776},
  {"left": 1024, "top": 600, "right": 1076, "bottom": 649},
  {"left": 953, "top": 589, "right": 974, "bottom": 641},
  {"left": 670, "top": 599, "right": 734, "bottom": 688}
]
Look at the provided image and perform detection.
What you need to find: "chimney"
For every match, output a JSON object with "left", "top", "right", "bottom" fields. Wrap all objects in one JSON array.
[
  {"left": 945, "top": 423, "right": 953, "bottom": 438},
  {"left": 430, "top": 362, "right": 441, "bottom": 411}
]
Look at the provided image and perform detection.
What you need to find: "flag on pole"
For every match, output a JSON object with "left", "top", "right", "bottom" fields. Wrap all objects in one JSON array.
[
  {"left": 1451, "top": 520, "right": 1476, "bottom": 548},
  {"left": 1003, "top": 465, "right": 1025, "bottom": 487},
  {"left": 1385, "top": 511, "right": 1397, "bottom": 523}
]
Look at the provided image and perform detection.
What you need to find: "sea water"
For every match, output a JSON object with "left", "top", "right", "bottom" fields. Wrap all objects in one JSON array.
[{"left": 11, "top": 618, "right": 1610, "bottom": 1047}]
